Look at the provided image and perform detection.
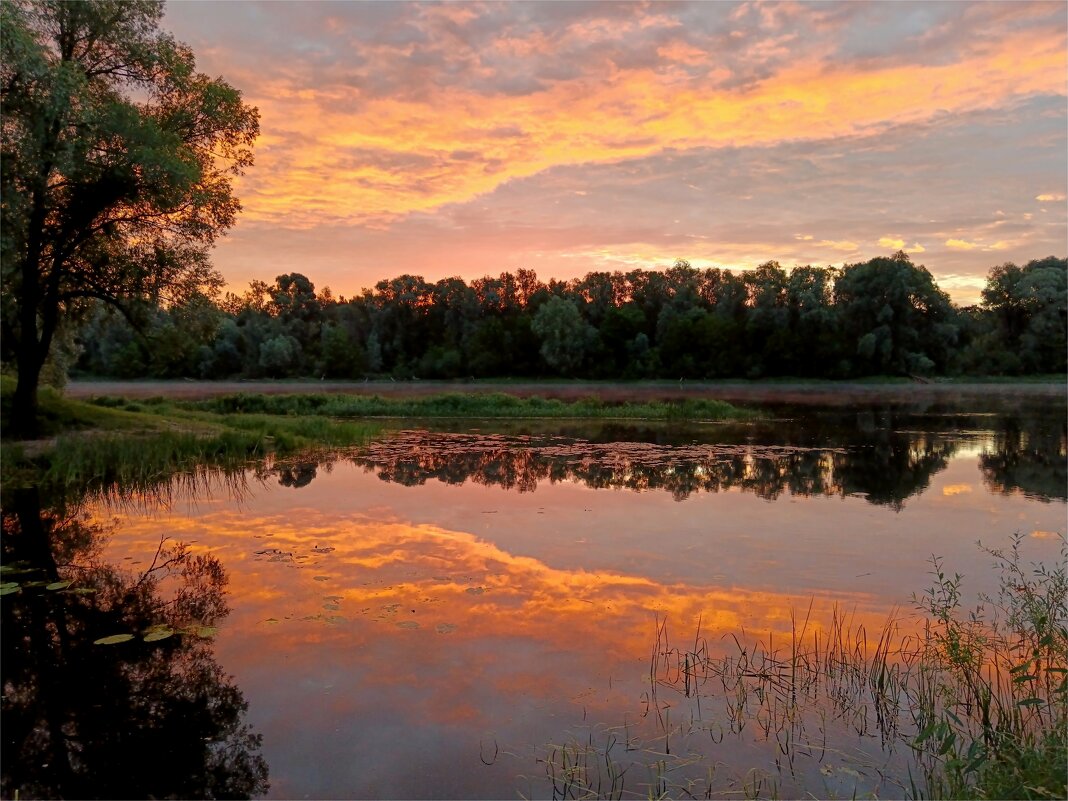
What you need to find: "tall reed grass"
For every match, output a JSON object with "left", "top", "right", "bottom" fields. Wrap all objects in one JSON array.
[{"left": 535, "top": 536, "right": 1066, "bottom": 800}]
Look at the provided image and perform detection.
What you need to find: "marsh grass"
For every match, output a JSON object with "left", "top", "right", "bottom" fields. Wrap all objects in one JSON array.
[
  {"left": 175, "top": 391, "right": 753, "bottom": 421},
  {"left": 534, "top": 537, "right": 1066, "bottom": 800},
  {"left": 0, "top": 380, "right": 381, "bottom": 499}
]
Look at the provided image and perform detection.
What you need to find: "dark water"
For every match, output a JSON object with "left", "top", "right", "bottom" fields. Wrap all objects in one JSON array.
[{"left": 3, "top": 399, "right": 1065, "bottom": 799}]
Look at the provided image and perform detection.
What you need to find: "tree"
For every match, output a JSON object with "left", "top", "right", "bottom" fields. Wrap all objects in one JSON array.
[
  {"left": 835, "top": 252, "right": 958, "bottom": 375},
  {"left": 531, "top": 295, "right": 597, "bottom": 375},
  {"left": 1, "top": 0, "right": 258, "bottom": 433},
  {"left": 981, "top": 257, "right": 1067, "bottom": 373}
]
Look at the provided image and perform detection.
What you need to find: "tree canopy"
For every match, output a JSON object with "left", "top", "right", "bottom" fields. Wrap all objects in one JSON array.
[
  {"left": 1, "top": 0, "right": 258, "bottom": 433},
  {"left": 63, "top": 255, "right": 1068, "bottom": 385}
]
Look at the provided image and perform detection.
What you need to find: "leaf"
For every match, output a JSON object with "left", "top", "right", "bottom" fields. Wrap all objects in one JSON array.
[
  {"left": 144, "top": 628, "right": 174, "bottom": 642},
  {"left": 0, "top": 585, "right": 20, "bottom": 596},
  {"left": 94, "top": 634, "right": 135, "bottom": 645},
  {"left": 194, "top": 626, "right": 217, "bottom": 638},
  {"left": 46, "top": 580, "right": 73, "bottom": 591}
]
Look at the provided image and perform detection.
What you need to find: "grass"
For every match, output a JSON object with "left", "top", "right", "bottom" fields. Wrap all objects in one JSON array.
[
  {"left": 534, "top": 536, "right": 1066, "bottom": 800},
  {"left": 172, "top": 390, "right": 754, "bottom": 421},
  {"left": 0, "top": 378, "right": 382, "bottom": 499},
  {"left": 1, "top": 380, "right": 751, "bottom": 498}
]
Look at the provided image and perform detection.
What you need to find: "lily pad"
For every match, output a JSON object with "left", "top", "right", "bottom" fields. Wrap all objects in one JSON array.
[
  {"left": 323, "top": 603, "right": 340, "bottom": 611},
  {"left": 396, "top": 620, "right": 420, "bottom": 629},
  {"left": 194, "top": 626, "right": 218, "bottom": 638},
  {"left": 46, "top": 580, "right": 73, "bottom": 591},
  {"left": 0, "top": 585, "right": 21, "bottom": 596},
  {"left": 144, "top": 628, "right": 174, "bottom": 642},
  {"left": 67, "top": 587, "right": 96, "bottom": 595},
  {"left": 94, "top": 633, "right": 135, "bottom": 645},
  {"left": 435, "top": 623, "right": 457, "bottom": 635},
  {"left": 313, "top": 575, "right": 330, "bottom": 582},
  {"left": 465, "top": 586, "right": 486, "bottom": 595}
]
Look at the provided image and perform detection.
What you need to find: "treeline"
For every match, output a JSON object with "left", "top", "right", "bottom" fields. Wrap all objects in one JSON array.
[{"left": 64, "top": 253, "right": 1066, "bottom": 381}]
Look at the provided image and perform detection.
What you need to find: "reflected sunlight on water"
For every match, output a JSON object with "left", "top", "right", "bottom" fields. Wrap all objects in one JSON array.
[{"left": 72, "top": 410, "right": 1064, "bottom": 799}]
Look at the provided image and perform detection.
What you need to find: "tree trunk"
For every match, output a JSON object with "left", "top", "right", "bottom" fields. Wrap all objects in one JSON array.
[{"left": 11, "top": 345, "right": 45, "bottom": 438}]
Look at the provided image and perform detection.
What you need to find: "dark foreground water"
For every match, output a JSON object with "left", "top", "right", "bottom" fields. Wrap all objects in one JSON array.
[{"left": 3, "top": 397, "right": 1065, "bottom": 799}]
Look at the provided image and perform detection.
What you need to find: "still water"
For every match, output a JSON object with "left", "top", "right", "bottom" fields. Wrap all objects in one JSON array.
[{"left": 3, "top": 399, "right": 1065, "bottom": 799}]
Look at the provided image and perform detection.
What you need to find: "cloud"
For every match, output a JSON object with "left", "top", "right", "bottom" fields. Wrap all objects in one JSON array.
[
  {"left": 160, "top": 3, "right": 1067, "bottom": 306},
  {"left": 945, "top": 238, "right": 980, "bottom": 250},
  {"left": 818, "top": 239, "right": 859, "bottom": 252},
  {"left": 1036, "top": 193, "right": 1066, "bottom": 201},
  {"left": 166, "top": 1, "right": 1068, "bottom": 229},
  {"left": 878, "top": 236, "right": 926, "bottom": 253}
]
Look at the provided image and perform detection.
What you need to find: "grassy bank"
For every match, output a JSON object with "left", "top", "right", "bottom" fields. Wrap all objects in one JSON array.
[
  {"left": 174, "top": 390, "right": 753, "bottom": 420},
  {"left": 0, "top": 381, "right": 382, "bottom": 498},
  {"left": 1, "top": 382, "right": 752, "bottom": 496}
]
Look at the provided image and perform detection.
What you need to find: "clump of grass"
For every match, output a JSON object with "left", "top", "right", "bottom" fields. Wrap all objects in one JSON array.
[
  {"left": 178, "top": 391, "right": 753, "bottom": 421},
  {"left": 637, "top": 536, "right": 1067, "bottom": 800},
  {"left": 1, "top": 382, "right": 382, "bottom": 500},
  {"left": 910, "top": 536, "right": 1067, "bottom": 800}
]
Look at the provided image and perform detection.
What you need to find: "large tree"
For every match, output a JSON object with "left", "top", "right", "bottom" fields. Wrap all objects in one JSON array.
[{"left": 1, "top": 0, "right": 258, "bottom": 433}]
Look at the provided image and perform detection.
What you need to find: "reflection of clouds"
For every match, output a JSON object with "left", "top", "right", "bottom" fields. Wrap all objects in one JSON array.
[
  {"left": 942, "top": 483, "right": 974, "bottom": 496},
  {"left": 98, "top": 506, "right": 890, "bottom": 677}
]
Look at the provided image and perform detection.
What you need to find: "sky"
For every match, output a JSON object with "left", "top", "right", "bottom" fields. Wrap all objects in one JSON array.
[{"left": 162, "top": 0, "right": 1068, "bottom": 304}]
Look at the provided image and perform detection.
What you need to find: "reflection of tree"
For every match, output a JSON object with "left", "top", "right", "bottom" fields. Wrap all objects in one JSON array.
[
  {"left": 276, "top": 462, "right": 318, "bottom": 488},
  {"left": 831, "top": 435, "right": 956, "bottom": 511},
  {"left": 1, "top": 488, "right": 269, "bottom": 800},
  {"left": 345, "top": 429, "right": 959, "bottom": 507},
  {"left": 980, "top": 417, "right": 1068, "bottom": 502}
]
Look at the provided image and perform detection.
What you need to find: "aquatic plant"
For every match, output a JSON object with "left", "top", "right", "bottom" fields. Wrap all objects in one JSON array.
[{"left": 532, "top": 536, "right": 1067, "bottom": 800}]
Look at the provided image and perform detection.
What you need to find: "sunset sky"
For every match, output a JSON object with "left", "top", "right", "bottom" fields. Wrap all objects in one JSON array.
[{"left": 163, "top": 0, "right": 1068, "bottom": 304}]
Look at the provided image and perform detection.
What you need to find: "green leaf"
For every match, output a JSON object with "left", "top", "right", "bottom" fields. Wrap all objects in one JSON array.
[
  {"left": 46, "top": 580, "right": 72, "bottom": 591},
  {"left": 143, "top": 628, "right": 174, "bottom": 642},
  {"left": 194, "top": 626, "right": 217, "bottom": 638},
  {"left": 94, "top": 633, "right": 135, "bottom": 645},
  {"left": 0, "top": 585, "right": 21, "bottom": 596}
]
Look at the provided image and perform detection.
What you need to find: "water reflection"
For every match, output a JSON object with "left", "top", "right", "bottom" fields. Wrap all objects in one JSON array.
[
  {"left": 1, "top": 488, "right": 269, "bottom": 800},
  {"left": 252, "top": 410, "right": 1065, "bottom": 510},
  {"left": 4, "top": 402, "right": 1064, "bottom": 799},
  {"left": 979, "top": 416, "right": 1068, "bottom": 501}
]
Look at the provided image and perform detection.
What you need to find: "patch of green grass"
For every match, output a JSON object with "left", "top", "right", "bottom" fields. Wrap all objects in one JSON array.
[
  {"left": 0, "top": 381, "right": 381, "bottom": 499},
  {"left": 177, "top": 391, "right": 754, "bottom": 421}
]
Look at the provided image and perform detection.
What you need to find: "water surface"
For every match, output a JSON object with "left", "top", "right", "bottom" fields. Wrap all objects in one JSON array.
[{"left": 3, "top": 399, "right": 1064, "bottom": 799}]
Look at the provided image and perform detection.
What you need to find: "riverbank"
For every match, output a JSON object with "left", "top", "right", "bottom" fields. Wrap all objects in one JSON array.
[{"left": 65, "top": 377, "right": 1066, "bottom": 406}]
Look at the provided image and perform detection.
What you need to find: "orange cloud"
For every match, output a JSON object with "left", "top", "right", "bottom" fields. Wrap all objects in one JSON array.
[{"left": 231, "top": 26, "right": 1067, "bottom": 228}]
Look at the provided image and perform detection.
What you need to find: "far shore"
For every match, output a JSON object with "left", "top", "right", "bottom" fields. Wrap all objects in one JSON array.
[{"left": 64, "top": 378, "right": 1066, "bottom": 406}]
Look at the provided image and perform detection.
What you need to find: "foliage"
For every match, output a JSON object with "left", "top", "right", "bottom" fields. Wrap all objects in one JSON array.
[
  {"left": 0, "top": 0, "right": 258, "bottom": 432},
  {"left": 52, "top": 253, "right": 1065, "bottom": 385},
  {"left": 910, "top": 535, "right": 1067, "bottom": 800}
]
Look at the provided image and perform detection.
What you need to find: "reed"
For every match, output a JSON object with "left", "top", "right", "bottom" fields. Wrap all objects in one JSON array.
[{"left": 540, "top": 536, "right": 1065, "bottom": 800}]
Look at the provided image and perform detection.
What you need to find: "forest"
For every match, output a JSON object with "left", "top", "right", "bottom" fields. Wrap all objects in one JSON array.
[{"left": 26, "top": 252, "right": 1067, "bottom": 385}]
